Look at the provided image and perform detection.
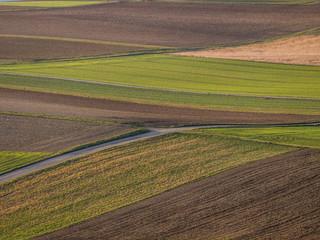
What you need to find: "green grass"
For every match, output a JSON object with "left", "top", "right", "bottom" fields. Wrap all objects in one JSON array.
[
  {"left": 1, "top": 54, "right": 319, "bottom": 99},
  {"left": 1, "top": 73, "right": 319, "bottom": 115},
  {"left": 0, "top": 129, "right": 296, "bottom": 239},
  {"left": 0, "top": 151, "right": 52, "bottom": 175},
  {"left": 205, "top": 126, "right": 320, "bottom": 148},
  {"left": 0, "top": 1, "right": 105, "bottom": 8}
]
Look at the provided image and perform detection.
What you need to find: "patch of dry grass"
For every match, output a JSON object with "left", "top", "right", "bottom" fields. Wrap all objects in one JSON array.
[{"left": 174, "top": 35, "right": 320, "bottom": 66}]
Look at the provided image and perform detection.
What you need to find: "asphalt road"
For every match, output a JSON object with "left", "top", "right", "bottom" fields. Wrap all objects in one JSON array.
[
  {"left": 0, "top": 125, "right": 230, "bottom": 184},
  {"left": 1, "top": 122, "right": 318, "bottom": 184}
]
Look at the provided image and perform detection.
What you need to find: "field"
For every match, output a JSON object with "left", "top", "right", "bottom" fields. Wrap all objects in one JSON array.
[
  {"left": 2, "top": 88, "right": 320, "bottom": 127},
  {"left": 0, "top": 3, "right": 320, "bottom": 49},
  {"left": 0, "top": 129, "right": 297, "bottom": 239},
  {"left": 176, "top": 34, "right": 320, "bottom": 66},
  {"left": 0, "top": 113, "right": 137, "bottom": 173},
  {"left": 156, "top": 0, "right": 318, "bottom": 4},
  {"left": 1, "top": 1, "right": 320, "bottom": 239},
  {"left": 0, "top": 37, "right": 147, "bottom": 60},
  {"left": 35, "top": 148, "right": 320, "bottom": 240},
  {"left": 0, "top": 1, "right": 105, "bottom": 8},
  {"left": 0, "top": 151, "right": 52, "bottom": 175},
  {"left": 1, "top": 55, "right": 320, "bottom": 98},
  {"left": 1, "top": 74, "right": 320, "bottom": 116},
  {"left": 209, "top": 126, "right": 320, "bottom": 148}
]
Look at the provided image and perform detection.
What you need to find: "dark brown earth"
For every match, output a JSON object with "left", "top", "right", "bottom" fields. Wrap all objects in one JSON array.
[
  {"left": 35, "top": 148, "right": 320, "bottom": 240},
  {"left": 0, "top": 113, "right": 135, "bottom": 152},
  {"left": 0, "top": 6, "right": 42, "bottom": 11},
  {"left": 1, "top": 2, "right": 320, "bottom": 49},
  {"left": 0, "top": 37, "right": 144, "bottom": 60},
  {"left": 1, "top": 88, "right": 319, "bottom": 127}
]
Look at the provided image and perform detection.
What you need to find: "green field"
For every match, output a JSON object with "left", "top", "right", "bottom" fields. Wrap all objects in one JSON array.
[
  {"left": 1, "top": 54, "right": 319, "bottom": 99},
  {"left": 205, "top": 126, "right": 320, "bottom": 148},
  {"left": 0, "top": 129, "right": 296, "bottom": 239},
  {"left": 1, "top": 73, "right": 319, "bottom": 115},
  {"left": 0, "top": 1, "right": 105, "bottom": 8},
  {"left": 0, "top": 151, "right": 52, "bottom": 175}
]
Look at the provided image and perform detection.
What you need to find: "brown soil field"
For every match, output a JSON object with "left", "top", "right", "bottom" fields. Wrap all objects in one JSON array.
[
  {"left": 0, "top": 6, "right": 40, "bottom": 11},
  {"left": 1, "top": 88, "right": 319, "bottom": 126},
  {"left": 1, "top": 3, "right": 320, "bottom": 48},
  {"left": 175, "top": 35, "right": 320, "bottom": 66},
  {"left": 0, "top": 37, "right": 144, "bottom": 60},
  {"left": 0, "top": 113, "right": 136, "bottom": 152},
  {"left": 35, "top": 148, "right": 320, "bottom": 240}
]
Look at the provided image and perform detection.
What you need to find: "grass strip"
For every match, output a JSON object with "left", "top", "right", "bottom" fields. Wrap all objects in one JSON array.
[
  {"left": 0, "top": 130, "right": 295, "bottom": 239},
  {"left": 1, "top": 74, "right": 319, "bottom": 115},
  {"left": 1, "top": 54, "right": 319, "bottom": 99},
  {"left": 204, "top": 126, "right": 320, "bottom": 148},
  {"left": 0, "top": 151, "right": 52, "bottom": 175}
]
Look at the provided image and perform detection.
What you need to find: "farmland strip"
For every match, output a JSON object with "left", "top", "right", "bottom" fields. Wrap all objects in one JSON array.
[{"left": 1, "top": 72, "right": 319, "bottom": 100}]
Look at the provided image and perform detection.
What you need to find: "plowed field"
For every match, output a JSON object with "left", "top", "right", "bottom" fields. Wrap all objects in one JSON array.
[
  {"left": 0, "top": 37, "right": 144, "bottom": 60},
  {"left": 36, "top": 148, "right": 320, "bottom": 240},
  {"left": 1, "top": 2, "right": 320, "bottom": 51},
  {"left": 0, "top": 113, "right": 135, "bottom": 152},
  {"left": 1, "top": 88, "right": 319, "bottom": 126}
]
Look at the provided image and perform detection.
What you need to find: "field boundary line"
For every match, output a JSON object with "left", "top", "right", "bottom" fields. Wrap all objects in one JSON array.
[
  {"left": 1, "top": 72, "right": 319, "bottom": 101},
  {"left": 0, "top": 34, "right": 167, "bottom": 49}
]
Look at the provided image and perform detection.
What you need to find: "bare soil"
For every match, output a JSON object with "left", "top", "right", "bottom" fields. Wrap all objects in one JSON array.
[
  {"left": 1, "top": 88, "right": 319, "bottom": 127},
  {"left": 0, "top": 113, "right": 135, "bottom": 152},
  {"left": 0, "top": 2, "right": 320, "bottom": 49},
  {"left": 175, "top": 35, "right": 320, "bottom": 66},
  {"left": 35, "top": 148, "right": 320, "bottom": 240},
  {"left": 0, "top": 37, "right": 144, "bottom": 60},
  {"left": 0, "top": 6, "right": 41, "bottom": 11}
]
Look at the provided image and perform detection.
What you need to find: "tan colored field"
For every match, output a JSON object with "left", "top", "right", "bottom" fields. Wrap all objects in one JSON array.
[{"left": 175, "top": 35, "right": 320, "bottom": 66}]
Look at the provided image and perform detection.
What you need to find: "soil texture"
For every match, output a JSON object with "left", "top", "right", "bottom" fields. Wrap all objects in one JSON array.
[
  {"left": 1, "top": 2, "right": 320, "bottom": 49},
  {"left": 175, "top": 35, "right": 320, "bottom": 66},
  {"left": 1, "top": 88, "right": 319, "bottom": 126},
  {"left": 35, "top": 148, "right": 320, "bottom": 240},
  {"left": 0, "top": 37, "right": 144, "bottom": 60},
  {"left": 0, "top": 113, "right": 135, "bottom": 152}
]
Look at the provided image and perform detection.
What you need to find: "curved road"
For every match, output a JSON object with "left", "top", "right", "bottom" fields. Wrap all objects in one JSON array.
[
  {"left": 1, "top": 122, "right": 319, "bottom": 184},
  {"left": 0, "top": 125, "right": 231, "bottom": 184}
]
